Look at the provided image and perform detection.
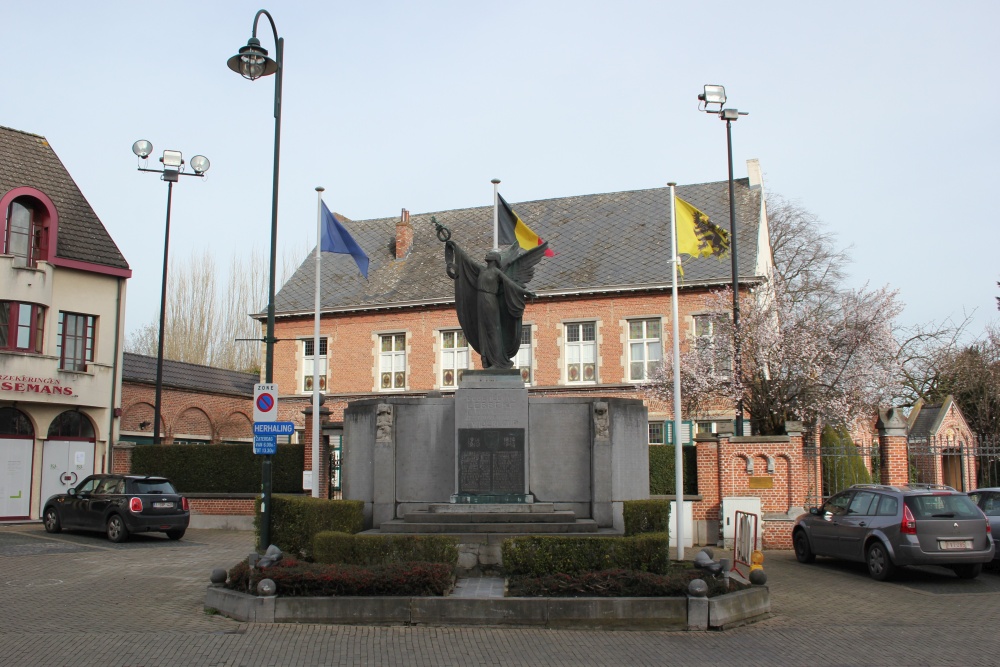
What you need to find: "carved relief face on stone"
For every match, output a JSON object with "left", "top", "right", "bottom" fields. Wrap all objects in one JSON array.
[
  {"left": 593, "top": 401, "right": 610, "bottom": 440},
  {"left": 376, "top": 403, "right": 394, "bottom": 441}
]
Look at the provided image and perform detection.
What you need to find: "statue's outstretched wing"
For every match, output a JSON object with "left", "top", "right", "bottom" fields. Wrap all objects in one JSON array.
[{"left": 502, "top": 241, "right": 549, "bottom": 286}]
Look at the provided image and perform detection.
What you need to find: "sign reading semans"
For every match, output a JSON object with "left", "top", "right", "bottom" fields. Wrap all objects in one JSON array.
[{"left": 0, "top": 375, "right": 74, "bottom": 396}]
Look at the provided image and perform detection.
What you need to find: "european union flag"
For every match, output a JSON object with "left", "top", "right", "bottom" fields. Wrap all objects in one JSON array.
[{"left": 320, "top": 201, "right": 369, "bottom": 279}]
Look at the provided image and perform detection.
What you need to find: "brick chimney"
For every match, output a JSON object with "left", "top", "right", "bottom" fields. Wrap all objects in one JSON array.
[{"left": 395, "top": 208, "right": 413, "bottom": 259}]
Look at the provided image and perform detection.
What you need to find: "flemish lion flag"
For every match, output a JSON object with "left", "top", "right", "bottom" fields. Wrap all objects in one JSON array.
[
  {"left": 498, "top": 193, "right": 555, "bottom": 256},
  {"left": 675, "top": 196, "right": 730, "bottom": 261}
]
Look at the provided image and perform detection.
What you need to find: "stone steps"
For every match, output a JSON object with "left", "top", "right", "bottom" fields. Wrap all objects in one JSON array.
[
  {"left": 378, "top": 519, "right": 599, "bottom": 534},
  {"left": 403, "top": 510, "right": 577, "bottom": 524}
]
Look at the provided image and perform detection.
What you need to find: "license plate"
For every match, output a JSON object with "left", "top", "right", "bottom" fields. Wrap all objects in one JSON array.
[
  {"left": 940, "top": 540, "right": 972, "bottom": 550},
  {"left": 153, "top": 502, "right": 173, "bottom": 508}
]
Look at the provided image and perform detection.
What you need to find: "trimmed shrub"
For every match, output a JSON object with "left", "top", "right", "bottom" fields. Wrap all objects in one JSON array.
[
  {"left": 313, "top": 532, "right": 458, "bottom": 567},
  {"left": 226, "top": 558, "right": 453, "bottom": 597},
  {"left": 256, "top": 496, "right": 364, "bottom": 559},
  {"left": 507, "top": 567, "right": 741, "bottom": 598},
  {"left": 623, "top": 499, "right": 671, "bottom": 536},
  {"left": 501, "top": 533, "right": 671, "bottom": 576},
  {"left": 821, "top": 425, "right": 873, "bottom": 495},
  {"left": 130, "top": 442, "right": 303, "bottom": 493},
  {"left": 649, "top": 445, "right": 698, "bottom": 495}
]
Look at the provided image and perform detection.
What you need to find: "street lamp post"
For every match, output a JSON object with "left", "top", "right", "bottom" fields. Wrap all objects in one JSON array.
[
  {"left": 132, "top": 140, "right": 210, "bottom": 446},
  {"left": 698, "top": 85, "right": 748, "bottom": 436},
  {"left": 228, "top": 9, "right": 283, "bottom": 549}
]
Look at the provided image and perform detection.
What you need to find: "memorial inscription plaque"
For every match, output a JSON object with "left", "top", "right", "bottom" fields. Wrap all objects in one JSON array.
[{"left": 458, "top": 427, "right": 525, "bottom": 494}]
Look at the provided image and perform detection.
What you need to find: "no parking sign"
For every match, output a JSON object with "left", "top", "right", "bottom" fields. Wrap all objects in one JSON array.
[{"left": 254, "top": 383, "right": 278, "bottom": 422}]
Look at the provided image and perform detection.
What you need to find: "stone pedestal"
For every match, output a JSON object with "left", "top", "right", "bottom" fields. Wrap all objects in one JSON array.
[{"left": 453, "top": 369, "right": 531, "bottom": 503}]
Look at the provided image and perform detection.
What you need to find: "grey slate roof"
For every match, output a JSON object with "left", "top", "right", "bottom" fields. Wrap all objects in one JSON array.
[
  {"left": 0, "top": 125, "right": 129, "bottom": 270},
  {"left": 908, "top": 396, "right": 961, "bottom": 441},
  {"left": 123, "top": 352, "right": 257, "bottom": 397},
  {"left": 275, "top": 179, "right": 762, "bottom": 316}
]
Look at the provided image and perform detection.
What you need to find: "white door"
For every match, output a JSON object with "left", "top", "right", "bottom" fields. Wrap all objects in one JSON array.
[
  {"left": 40, "top": 440, "right": 95, "bottom": 510},
  {"left": 0, "top": 439, "right": 33, "bottom": 519}
]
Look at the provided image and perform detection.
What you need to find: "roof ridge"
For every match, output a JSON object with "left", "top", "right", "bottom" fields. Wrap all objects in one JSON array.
[
  {"left": 0, "top": 125, "right": 47, "bottom": 140},
  {"left": 345, "top": 178, "right": 749, "bottom": 225},
  {"left": 123, "top": 352, "right": 257, "bottom": 377}
]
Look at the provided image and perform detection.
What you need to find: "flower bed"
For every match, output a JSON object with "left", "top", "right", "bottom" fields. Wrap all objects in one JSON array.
[
  {"left": 226, "top": 558, "right": 454, "bottom": 597},
  {"left": 507, "top": 567, "right": 742, "bottom": 598}
]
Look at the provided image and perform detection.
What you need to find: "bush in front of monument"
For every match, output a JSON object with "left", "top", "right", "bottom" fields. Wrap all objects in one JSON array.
[
  {"left": 312, "top": 532, "right": 459, "bottom": 567},
  {"left": 225, "top": 558, "right": 454, "bottom": 597},
  {"left": 255, "top": 496, "right": 365, "bottom": 559},
  {"left": 622, "top": 500, "right": 671, "bottom": 536}
]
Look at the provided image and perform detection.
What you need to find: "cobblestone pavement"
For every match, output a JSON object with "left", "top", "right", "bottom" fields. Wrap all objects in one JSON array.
[{"left": 2, "top": 523, "right": 999, "bottom": 666}]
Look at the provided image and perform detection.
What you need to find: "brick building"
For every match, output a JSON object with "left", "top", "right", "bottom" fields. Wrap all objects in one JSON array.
[
  {"left": 264, "top": 160, "right": 790, "bottom": 544},
  {"left": 117, "top": 352, "right": 256, "bottom": 446},
  {"left": 1, "top": 125, "right": 130, "bottom": 520}
]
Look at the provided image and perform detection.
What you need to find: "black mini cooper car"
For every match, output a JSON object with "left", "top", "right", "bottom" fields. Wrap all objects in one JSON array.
[{"left": 42, "top": 474, "right": 190, "bottom": 542}]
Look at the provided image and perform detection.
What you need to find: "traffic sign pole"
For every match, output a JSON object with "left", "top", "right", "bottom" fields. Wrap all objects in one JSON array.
[{"left": 254, "top": 384, "right": 279, "bottom": 551}]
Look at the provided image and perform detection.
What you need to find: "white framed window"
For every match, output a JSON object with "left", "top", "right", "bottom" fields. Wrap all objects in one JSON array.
[
  {"left": 628, "top": 318, "right": 662, "bottom": 381},
  {"left": 440, "top": 329, "right": 469, "bottom": 388},
  {"left": 649, "top": 420, "right": 693, "bottom": 445},
  {"left": 514, "top": 326, "right": 532, "bottom": 384},
  {"left": 57, "top": 311, "right": 96, "bottom": 371},
  {"left": 379, "top": 333, "right": 406, "bottom": 390},
  {"left": 565, "top": 321, "right": 596, "bottom": 383},
  {"left": 648, "top": 421, "right": 665, "bottom": 444},
  {"left": 301, "top": 337, "right": 328, "bottom": 392},
  {"left": 694, "top": 314, "right": 732, "bottom": 376}
]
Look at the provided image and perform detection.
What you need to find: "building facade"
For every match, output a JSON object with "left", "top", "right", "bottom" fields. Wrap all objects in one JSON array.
[
  {"left": 117, "top": 352, "right": 256, "bottom": 447},
  {"left": 267, "top": 161, "right": 772, "bottom": 485},
  {"left": 1, "top": 125, "right": 130, "bottom": 520}
]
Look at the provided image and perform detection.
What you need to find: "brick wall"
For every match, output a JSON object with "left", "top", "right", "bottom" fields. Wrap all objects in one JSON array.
[
  {"left": 120, "top": 381, "right": 254, "bottom": 444},
  {"left": 271, "top": 289, "right": 738, "bottom": 399},
  {"left": 188, "top": 497, "right": 256, "bottom": 516}
]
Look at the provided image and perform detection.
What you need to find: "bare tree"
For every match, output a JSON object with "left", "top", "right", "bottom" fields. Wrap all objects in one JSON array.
[
  {"left": 125, "top": 241, "right": 310, "bottom": 372},
  {"left": 645, "top": 195, "right": 925, "bottom": 434}
]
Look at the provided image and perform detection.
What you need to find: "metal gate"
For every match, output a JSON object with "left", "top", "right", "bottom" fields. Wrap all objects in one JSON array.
[
  {"left": 802, "top": 440, "right": 880, "bottom": 509},
  {"left": 908, "top": 435, "right": 1000, "bottom": 491}
]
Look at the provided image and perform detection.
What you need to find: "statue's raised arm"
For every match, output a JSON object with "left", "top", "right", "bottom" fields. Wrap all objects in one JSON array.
[{"left": 434, "top": 217, "right": 547, "bottom": 370}]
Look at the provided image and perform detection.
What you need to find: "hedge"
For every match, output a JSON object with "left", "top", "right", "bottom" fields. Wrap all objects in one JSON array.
[
  {"left": 623, "top": 499, "right": 670, "bottom": 536},
  {"left": 130, "top": 442, "right": 304, "bottom": 493},
  {"left": 313, "top": 532, "right": 458, "bottom": 567},
  {"left": 501, "top": 533, "right": 671, "bottom": 576},
  {"left": 649, "top": 444, "right": 698, "bottom": 495},
  {"left": 226, "top": 558, "right": 453, "bottom": 597},
  {"left": 507, "top": 567, "right": 739, "bottom": 598},
  {"left": 256, "top": 495, "right": 364, "bottom": 559}
]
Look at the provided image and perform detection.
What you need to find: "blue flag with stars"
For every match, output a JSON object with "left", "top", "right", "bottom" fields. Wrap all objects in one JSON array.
[{"left": 320, "top": 201, "right": 369, "bottom": 279}]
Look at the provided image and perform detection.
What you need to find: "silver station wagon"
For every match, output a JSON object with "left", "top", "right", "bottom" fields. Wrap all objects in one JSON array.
[{"left": 793, "top": 483, "right": 994, "bottom": 580}]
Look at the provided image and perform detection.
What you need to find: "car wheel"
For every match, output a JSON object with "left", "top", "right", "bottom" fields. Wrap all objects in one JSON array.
[
  {"left": 952, "top": 563, "right": 982, "bottom": 580},
  {"left": 866, "top": 541, "right": 895, "bottom": 581},
  {"left": 166, "top": 529, "right": 185, "bottom": 541},
  {"left": 106, "top": 515, "right": 130, "bottom": 543},
  {"left": 793, "top": 531, "right": 815, "bottom": 563},
  {"left": 43, "top": 507, "right": 62, "bottom": 534}
]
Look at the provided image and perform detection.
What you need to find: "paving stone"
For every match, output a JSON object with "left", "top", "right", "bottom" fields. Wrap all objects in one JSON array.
[{"left": 1, "top": 523, "right": 997, "bottom": 666}]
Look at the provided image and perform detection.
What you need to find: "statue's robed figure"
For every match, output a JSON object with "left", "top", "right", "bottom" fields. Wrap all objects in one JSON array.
[{"left": 435, "top": 218, "right": 548, "bottom": 369}]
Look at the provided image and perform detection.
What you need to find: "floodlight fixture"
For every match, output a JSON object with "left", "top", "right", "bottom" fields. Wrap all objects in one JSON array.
[
  {"left": 132, "top": 140, "right": 153, "bottom": 159},
  {"left": 190, "top": 155, "right": 211, "bottom": 175}
]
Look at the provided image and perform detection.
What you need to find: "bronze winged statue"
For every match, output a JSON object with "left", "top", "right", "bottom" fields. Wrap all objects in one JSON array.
[{"left": 434, "top": 218, "right": 548, "bottom": 369}]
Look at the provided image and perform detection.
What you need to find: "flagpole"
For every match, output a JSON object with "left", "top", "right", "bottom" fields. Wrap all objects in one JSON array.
[
  {"left": 668, "top": 182, "right": 685, "bottom": 561},
  {"left": 312, "top": 186, "right": 324, "bottom": 498},
  {"left": 491, "top": 178, "right": 500, "bottom": 251}
]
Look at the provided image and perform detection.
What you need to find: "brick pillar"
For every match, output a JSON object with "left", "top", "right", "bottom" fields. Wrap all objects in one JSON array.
[
  {"left": 303, "top": 403, "right": 332, "bottom": 499},
  {"left": 784, "top": 421, "right": 807, "bottom": 511},
  {"left": 111, "top": 442, "right": 134, "bottom": 474},
  {"left": 877, "top": 407, "right": 909, "bottom": 486}
]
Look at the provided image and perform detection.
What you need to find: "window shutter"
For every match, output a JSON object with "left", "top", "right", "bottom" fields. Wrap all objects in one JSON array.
[{"left": 665, "top": 421, "right": 693, "bottom": 445}]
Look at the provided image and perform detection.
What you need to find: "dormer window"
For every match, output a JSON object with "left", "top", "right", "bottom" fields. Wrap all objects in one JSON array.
[{"left": 4, "top": 197, "right": 48, "bottom": 268}]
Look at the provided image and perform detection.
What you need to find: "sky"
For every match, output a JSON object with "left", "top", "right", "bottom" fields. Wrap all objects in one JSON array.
[{"left": 6, "top": 1, "right": 999, "bottom": 340}]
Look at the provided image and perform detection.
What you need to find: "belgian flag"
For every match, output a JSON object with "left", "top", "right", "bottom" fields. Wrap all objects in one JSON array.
[{"left": 497, "top": 194, "right": 555, "bottom": 257}]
